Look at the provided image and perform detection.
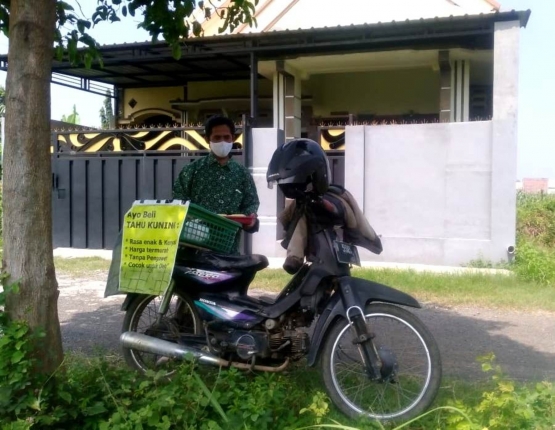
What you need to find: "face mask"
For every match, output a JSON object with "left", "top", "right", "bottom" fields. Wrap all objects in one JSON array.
[{"left": 210, "top": 141, "right": 233, "bottom": 158}]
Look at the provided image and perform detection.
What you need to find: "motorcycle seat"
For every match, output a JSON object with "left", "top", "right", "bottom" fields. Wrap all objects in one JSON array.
[{"left": 177, "top": 247, "right": 269, "bottom": 272}]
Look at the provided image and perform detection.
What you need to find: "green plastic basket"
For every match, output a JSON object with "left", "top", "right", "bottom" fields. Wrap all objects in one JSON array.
[{"left": 179, "top": 203, "right": 242, "bottom": 254}]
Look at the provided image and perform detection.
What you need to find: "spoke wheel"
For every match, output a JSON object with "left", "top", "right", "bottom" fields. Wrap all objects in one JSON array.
[
  {"left": 122, "top": 291, "right": 201, "bottom": 376},
  {"left": 321, "top": 303, "right": 441, "bottom": 423}
]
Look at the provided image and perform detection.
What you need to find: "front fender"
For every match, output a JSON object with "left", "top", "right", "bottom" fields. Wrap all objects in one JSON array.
[
  {"left": 306, "top": 276, "right": 420, "bottom": 366},
  {"left": 348, "top": 277, "right": 421, "bottom": 309},
  {"left": 120, "top": 293, "right": 141, "bottom": 311}
]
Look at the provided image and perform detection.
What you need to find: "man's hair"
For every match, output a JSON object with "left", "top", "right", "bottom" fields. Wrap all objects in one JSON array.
[{"left": 205, "top": 115, "right": 235, "bottom": 138}]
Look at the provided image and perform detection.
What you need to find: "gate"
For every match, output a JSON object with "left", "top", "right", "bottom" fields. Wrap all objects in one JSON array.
[{"left": 52, "top": 124, "right": 247, "bottom": 250}]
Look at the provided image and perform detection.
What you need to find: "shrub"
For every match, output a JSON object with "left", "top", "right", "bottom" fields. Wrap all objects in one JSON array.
[
  {"left": 516, "top": 192, "right": 555, "bottom": 248},
  {"left": 0, "top": 181, "right": 3, "bottom": 243},
  {"left": 445, "top": 353, "right": 555, "bottom": 430},
  {"left": 515, "top": 192, "right": 555, "bottom": 285},
  {"left": 513, "top": 241, "right": 555, "bottom": 285},
  {"left": 0, "top": 280, "right": 44, "bottom": 425},
  {"left": 0, "top": 278, "right": 329, "bottom": 430}
]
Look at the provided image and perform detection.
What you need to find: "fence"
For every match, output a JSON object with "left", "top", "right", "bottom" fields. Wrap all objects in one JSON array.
[
  {"left": 51, "top": 123, "right": 345, "bottom": 249},
  {"left": 52, "top": 124, "right": 246, "bottom": 249}
]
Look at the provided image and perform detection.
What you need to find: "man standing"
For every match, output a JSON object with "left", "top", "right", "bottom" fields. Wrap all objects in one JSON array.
[{"left": 173, "top": 115, "right": 259, "bottom": 233}]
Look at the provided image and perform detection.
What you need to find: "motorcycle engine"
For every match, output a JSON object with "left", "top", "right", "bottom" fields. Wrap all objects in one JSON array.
[
  {"left": 269, "top": 329, "right": 310, "bottom": 361},
  {"left": 205, "top": 308, "right": 314, "bottom": 362},
  {"left": 233, "top": 332, "right": 263, "bottom": 360},
  {"left": 206, "top": 325, "right": 270, "bottom": 360}
]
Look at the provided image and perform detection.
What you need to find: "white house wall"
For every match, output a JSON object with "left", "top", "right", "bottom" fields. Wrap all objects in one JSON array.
[
  {"left": 346, "top": 121, "right": 500, "bottom": 266},
  {"left": 339, "top": 20, "right": 520, "bottom": 266},
  {"left": 491, "top": 20, "right": 520, "bottom": 260},
  {"left": 250, "top": 119, "right": 514, "bottom": 266}
]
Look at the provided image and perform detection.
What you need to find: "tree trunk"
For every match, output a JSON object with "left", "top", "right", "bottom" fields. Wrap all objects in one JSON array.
[{"left": 3, "top": 0, "right": 63, "bottom": 373}]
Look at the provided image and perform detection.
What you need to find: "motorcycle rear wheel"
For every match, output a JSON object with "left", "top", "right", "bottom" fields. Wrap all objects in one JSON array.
[
  {"left": 320, "top": 303, "right": 441, "bottom": 423},
  {"left": 122, "top": 291, "right": 202, "bottom": 375}
]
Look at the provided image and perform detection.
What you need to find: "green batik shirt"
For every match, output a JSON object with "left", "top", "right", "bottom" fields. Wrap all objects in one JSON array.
[{"left": 172, "top": 153, "right": 260, "bottom": 215}]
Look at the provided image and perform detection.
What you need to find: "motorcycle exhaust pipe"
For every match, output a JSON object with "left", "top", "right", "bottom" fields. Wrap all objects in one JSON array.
[
  {"left": 120, "top": 331, "right": 222, "bottom": 365},
  {"left": 120, "top": 331, "right": 289, "bottom": 372}
]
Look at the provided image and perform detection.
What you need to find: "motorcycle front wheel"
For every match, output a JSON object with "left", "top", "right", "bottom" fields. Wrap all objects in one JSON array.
[
  {"left": 122, "top": 290, "right": 202, "bottom": 375},
  {"left": 320, "top": 303, "right": 441, "bottom": 423}
]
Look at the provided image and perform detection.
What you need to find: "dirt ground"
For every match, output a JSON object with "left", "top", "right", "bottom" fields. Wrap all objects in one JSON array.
[{"left": 57, "top": 271, "right": 555, "bottom": 382}]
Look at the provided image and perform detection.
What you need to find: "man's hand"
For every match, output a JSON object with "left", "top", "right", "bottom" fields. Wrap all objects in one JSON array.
[
  {"left": 242, "top": 213, "right": 259, "bottom": 234},
  {"left": 246, "top": 213, "right": 257, "bottom": 229}
]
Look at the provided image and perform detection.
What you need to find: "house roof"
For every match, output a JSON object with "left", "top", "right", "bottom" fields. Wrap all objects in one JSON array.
[
  {"left": 0, "top": 9, "right": 530, "bottom": 93},
  {"left": 197, "top": 0, "right": 503, "bottom": 36}
]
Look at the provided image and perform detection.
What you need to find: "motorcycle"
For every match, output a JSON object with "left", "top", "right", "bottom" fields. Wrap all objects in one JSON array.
[
  {"left": 111, "top": 138, "right": 442, "bottom": 423},
  {"left": 115, "top": 193, "right": 442, "bottom": 423}
]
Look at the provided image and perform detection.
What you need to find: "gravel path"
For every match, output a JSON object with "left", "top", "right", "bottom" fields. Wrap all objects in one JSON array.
[{"left": 57, "top": 272, "right": 555, "bottom": 381}]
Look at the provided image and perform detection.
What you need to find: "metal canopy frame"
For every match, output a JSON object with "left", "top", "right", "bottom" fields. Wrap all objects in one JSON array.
[{"left": 0, "top": 9, "right": 530, "bottom": 96}]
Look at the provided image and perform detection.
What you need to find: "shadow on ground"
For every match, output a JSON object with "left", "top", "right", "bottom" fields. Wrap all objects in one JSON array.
[{"left": 61, "top": 297, "right": 555, "bottom": 382}]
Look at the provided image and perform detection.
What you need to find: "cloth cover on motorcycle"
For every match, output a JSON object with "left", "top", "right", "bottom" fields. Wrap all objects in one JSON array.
[
  {"left": 105, "top": 231, "right": 123, "bottom": 297},
  {"left": 278, "top": 185, "right": 382, "bottom": 273}
]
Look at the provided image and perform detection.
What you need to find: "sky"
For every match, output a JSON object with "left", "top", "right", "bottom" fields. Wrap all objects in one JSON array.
[{"left": 0, "top": 0, "right": 553, "bottom": 180}]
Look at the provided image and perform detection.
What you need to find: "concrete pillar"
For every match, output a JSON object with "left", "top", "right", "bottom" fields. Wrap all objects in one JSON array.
[
  {"left": 438, "top": 51, "right": 452, "bottom": 123},
  {"left": 250, "top": 127, "right": 286, "bottom": 257},
  {"left": 491, "top": 20, "right": 520, "bottom": 260},
  {"left": 273, "top": 72, "right": 285, "bottom": 130},
  {"left": 451, "top": 60, "right": 470, "bottom": 122},
  {"left": 284, "top": 74, "right": 302, "bottom": 140},
  {"left": 344, "top": 126, "right": 366, "bottom": 210},
  {"left": 273, "top": 62, "right": 302, "bottom": 141}
]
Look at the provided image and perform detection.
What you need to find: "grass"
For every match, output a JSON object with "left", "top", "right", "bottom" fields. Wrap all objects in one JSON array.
[
  {"left": 4, "top": 347, "right": 512, "bottom": 430},
  {"left": 51, "top": 256, "right": 555, "bottom": 312},
  {"left": 54, "top": 256, "right": 111, "bottom": 277},
  {"left": 257, "top": 362, "right": 504, "bottom": 429},
  {"left": 252, "top": 267, "right": 555, "bottom": 313}
]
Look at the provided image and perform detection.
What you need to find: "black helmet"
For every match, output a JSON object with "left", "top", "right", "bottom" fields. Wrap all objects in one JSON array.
[{"left": 267, "top": 138, "right": 331, "bottom": 198}]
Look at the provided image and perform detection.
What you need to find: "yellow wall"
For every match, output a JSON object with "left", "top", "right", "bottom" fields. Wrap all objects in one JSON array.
[
  {"left": 122, "top": 86, "right": 183, "bottom": 120},
  {"left": 308, "top": 68, "right": 439, "bottom": 117},
  {"left": 186, "top": 79, "right": 274, "bottom": 123},
  {"left": 121, "top": 70, "right": 438, "bottom": 124},
  {"left": 121, "top": 80, "right": 274, "bottom": 124},
  {"left": 188, "top": 79, "right": 273, "bottom": 100}
]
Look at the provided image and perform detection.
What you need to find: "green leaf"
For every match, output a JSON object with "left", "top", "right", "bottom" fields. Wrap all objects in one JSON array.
[
  {"left": 84, "top": 53, "right": 92, "bottom": 69},
  {"left": 11, "top": 350, "right": 24, "bottom": 364},
  {"left": 171, "top": 43, "right": 182, "bottom": 60},
  {"left": 194, "top": 372, "right": 228, "bottom": 423},
  {"left": 55, "top": 45, "right": 64, "bottom": 61},
  {"left": 30, "top": 398, "right": 41, "bottom": 411},
  {"left": 59, "top": 391, "right": 72, "bottom": 403},
  {"left": 84, "top": 402, "right": 108, "bottom": 416},
  {"left": 482, "top": 362, "right": 493, "bottom": 372},
  {"left": 58, "top": 1, "right": 75, "bottom": 12}
]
